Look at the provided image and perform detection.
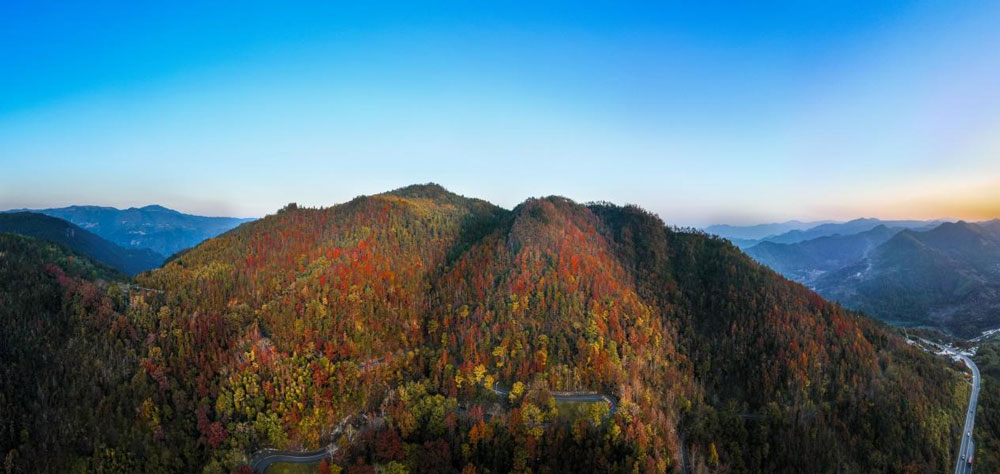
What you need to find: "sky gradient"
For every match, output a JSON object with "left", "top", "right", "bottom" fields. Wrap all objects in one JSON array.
[{"left": 2, "top": 1, "right": 999, "bottom": 226}]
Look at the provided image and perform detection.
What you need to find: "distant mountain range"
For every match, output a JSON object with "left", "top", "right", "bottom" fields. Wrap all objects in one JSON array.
[
  {"left": 703, "top": 220, "right": 831, "bottom": 241},
  {"left": 738, "top": 217, "right": 1000, "bottom": 337},
  {"left": 3, "top": 205, "right": 254, "bottom": 257},
  {"left": 708, "top": 218, "right": 941, "bottom": 248},
  {"left": 814, "top": 220, "right": 1000, "bottom": 336},
  {"left": 744, "top": 224, "right": 901, "bottom": 284},
  {"left": 0, "top": 212, "right": 163, "bottom": 274}
]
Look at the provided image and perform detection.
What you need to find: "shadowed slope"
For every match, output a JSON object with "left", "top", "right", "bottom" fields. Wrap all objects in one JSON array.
[{"left": 0, "top": 212, "right": 163, "bottom": 274}]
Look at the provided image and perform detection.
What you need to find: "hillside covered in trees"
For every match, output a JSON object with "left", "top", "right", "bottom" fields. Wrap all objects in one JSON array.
[
  {"left": 0, "top": 212, "right": 164, "bottom": 274},
  {"left": 0, "top": 185, "right": 974, "bottom": 473}
]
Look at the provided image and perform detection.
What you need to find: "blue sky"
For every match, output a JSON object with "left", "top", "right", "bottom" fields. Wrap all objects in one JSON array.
[{"left": 2, "top": 1, "right": 999, "bottom": 225}]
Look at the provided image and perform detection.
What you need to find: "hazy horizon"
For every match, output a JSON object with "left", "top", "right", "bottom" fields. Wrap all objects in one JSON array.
[
  {"left": 3, "top": 2, "right": 1000, "bottom": 227},
  {"left": 0, "top": 184, "right": 987, "bottom": 229}
]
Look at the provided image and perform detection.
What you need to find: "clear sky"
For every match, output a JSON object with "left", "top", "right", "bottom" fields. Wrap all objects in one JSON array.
[{"left": 2, "top": 1, "right": 999, "bottom": 226}]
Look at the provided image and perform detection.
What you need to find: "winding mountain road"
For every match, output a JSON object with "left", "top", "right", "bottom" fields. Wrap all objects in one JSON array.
[
  {"left": 250, "top": 447, "right": 334, "bottom": 473},
  {"left": 245, "top": 355, "right": 387, "bottom": 473}
]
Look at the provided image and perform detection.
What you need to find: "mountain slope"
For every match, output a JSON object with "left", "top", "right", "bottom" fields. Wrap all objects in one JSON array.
[
  {"left": 9, "top": 204, "right": 254, "bottom": 257},
  {"left": 0, "top": 185, "right": 971, "bottom": 473},
  {"left": 0, "top": 212, "right": 164, "bottom": 274},
  {"left": 0, "top": 234, "right": 145, "bottom": 473},
  {"left": 133, "top": 187, "right": 967, "bottom": 473},
  {"left": 593, "top": 205, "right": 964, "bottom": 472},
  {"left": 815, "top": 221, "right": 1000, "bottom": 335},
  {"left": 425, "top": 197, "right": 694, "bottom": 470},
  {"left": 744, "top": 225, "right": 901, "bottom": 284}
]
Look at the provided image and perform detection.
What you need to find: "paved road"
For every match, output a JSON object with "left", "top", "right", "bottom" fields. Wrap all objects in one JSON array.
[
  {"left": 245, "top": 352, "right": 399, "bottom": 471},
  {"left": 911, "top": 338, "right": 981, "bottom": 473},
  {"left": 249, "top": 413, "right": 357, "bottom": 472},
  {"left": 120, "top": 283, "right": 165, "bottom": 294},
  {"left": 247, "top": 382, "right": 373, "bottom": 472},
  {"left": 491, "top": 384, "right": 618, "bottom": 413},
  {"left": 953, "top": 353, "right": 980, "bottom": 474},
  {"left": 250, "top": 447, "right": 333, "bottom": 473}
]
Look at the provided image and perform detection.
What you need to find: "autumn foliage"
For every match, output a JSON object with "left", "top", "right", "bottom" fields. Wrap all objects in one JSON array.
[{"left": 0, "top": 185, "right": 972, "bottom": 473}]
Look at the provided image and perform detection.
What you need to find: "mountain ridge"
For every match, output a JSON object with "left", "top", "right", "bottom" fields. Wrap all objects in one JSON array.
[
  {"left": 713, "top": 217, "right": 944, "bottom": 248},
  {"left": 3, "top": 204, "right": 254, "bottom": 257},
  {"left": 744, "top": 224, "right": 902, "bottom": 284},
  {"left": 134, "top": 186, "right": 967, "bottom": 472},
  {"left": 0, "top": 212, "right": 163, "bottom": 274},
  {"left": 0, "top": 185, "right": 972, "bottom": 473},
  {"left": 806, "top": 220, "right": 1000, "bottom": 335},
  {"left": 703, "top": 220, "right": 831, "bottom": 241}
]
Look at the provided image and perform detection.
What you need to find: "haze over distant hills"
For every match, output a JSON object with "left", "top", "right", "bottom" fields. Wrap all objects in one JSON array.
[
  {"left": 815, "top": 220, "right": 1000, "bottom": 336},
  {"left": 730, "top": 217, "right": 1000, "bottom": 337},
  {"left": 760, "top": 218, "right": 941, "bottom": 246},
  {"left": 0, "top": 212, "right": 163, "bottom": 274},
  {"left": 703, "top": 220, "right": 830, "bottom": 241},
  {"left": 708, "top": 218, "right": 942, "bottom": 249},
  {"left": 3, "top": 205, "right": 254, "bottom": 257},
  {"left": 744, "top": 224, "right": 902, "bottom": 285}
]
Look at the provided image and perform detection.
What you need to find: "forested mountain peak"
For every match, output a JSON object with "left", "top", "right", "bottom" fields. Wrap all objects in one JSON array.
[
  {"left": 383, "top": 182, "right": 461, "bottom": 201},
  {"left": 1, "top": 187, "right": 973, "bottom": 473},
  {"left": 136, "top": 204, "right": 180, "bottom": 213},
  {"left": 919, "top": 220, "right": 996, "bottom": 245},
  {"left": 926, "top": 220, "right": 985, "bottom": 235},
  {"left": 887, "top": 221, "right": 1000, "bottom": 265},
  {"left": 876, "top": 228, "right": 931, "bottom": 257},
  {"left": 507, "top": 196, "right": 605, "bottom": 245}
]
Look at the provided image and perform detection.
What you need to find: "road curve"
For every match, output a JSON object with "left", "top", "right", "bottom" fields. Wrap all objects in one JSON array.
[
  {"left": 250, "top": 447, "right": 333, "bottom": 473},
  {"left": 245, "top": 354, "right": 396, "bottom": 472},
  {"left": 953, "top": 353, "right": 980, "bottom": 474}
]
